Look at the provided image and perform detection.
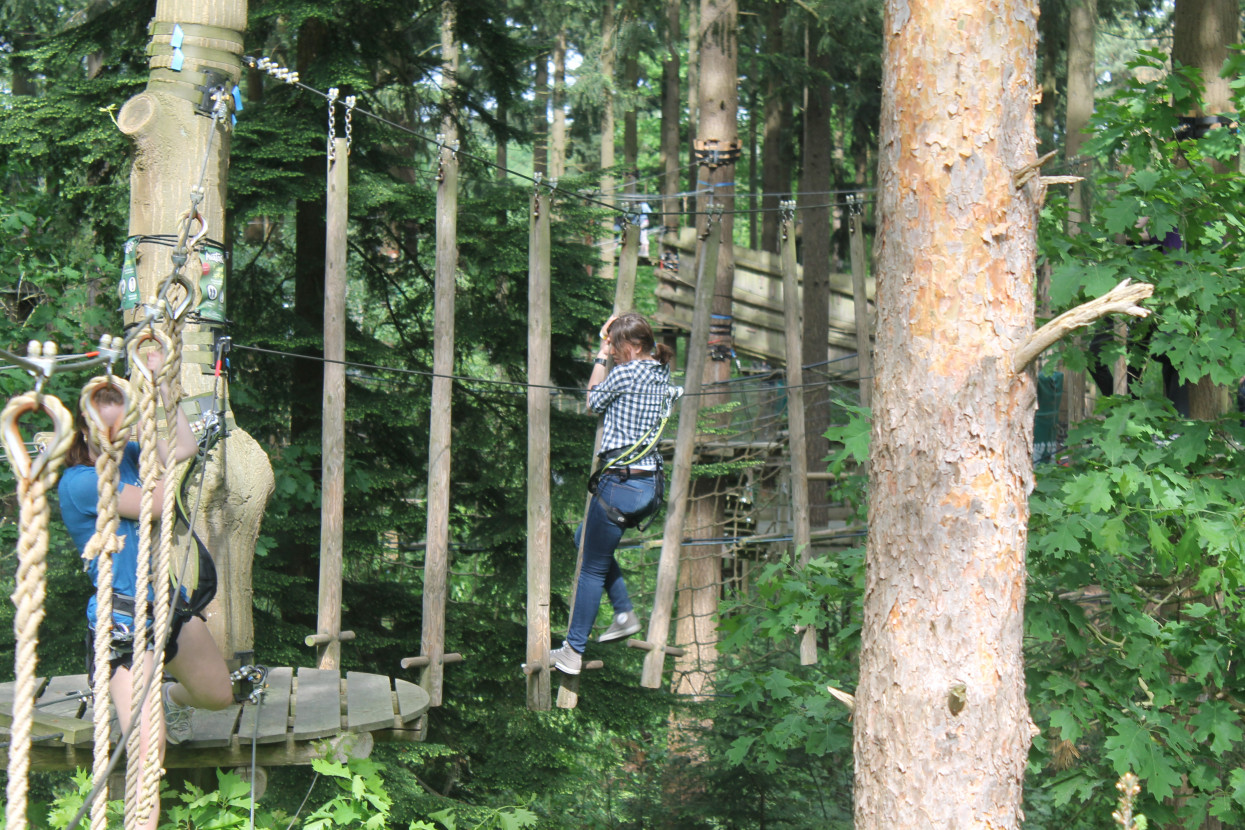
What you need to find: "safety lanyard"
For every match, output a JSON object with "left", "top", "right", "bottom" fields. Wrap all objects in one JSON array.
[{"left": 599, "top": 383, "right": 684, "bottom": 473}]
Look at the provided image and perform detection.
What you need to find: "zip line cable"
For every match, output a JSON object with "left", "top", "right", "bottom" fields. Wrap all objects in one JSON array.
[
  {"left": 229, "top": 342, "right": 868, "bottom": 397},
  {"left": 245, "top": 55, "right": 874, "bottom": 222}
]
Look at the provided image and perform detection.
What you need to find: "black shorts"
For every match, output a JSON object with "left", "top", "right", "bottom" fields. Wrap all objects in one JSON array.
[{"left": 85, "top": 610, "right": 198, "bottom": 685}]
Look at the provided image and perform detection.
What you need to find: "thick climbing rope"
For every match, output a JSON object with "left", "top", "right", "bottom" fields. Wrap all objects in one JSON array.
[
  {"left": 124, "top": 328, "right": 168, "bottom": 830},
  {"left": 79, "top": 372, "right": 137, "bottom": 830},
  {"left": 139, "top": 317, "right": 187, "bottom": 818},
  {"left": 0, "top": 367, "right": 75, "bottom": 830}
]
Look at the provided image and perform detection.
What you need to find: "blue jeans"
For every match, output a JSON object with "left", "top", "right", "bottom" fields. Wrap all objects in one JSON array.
[{"left": 566, "top": 472, "right": 659, "bottom": 653}]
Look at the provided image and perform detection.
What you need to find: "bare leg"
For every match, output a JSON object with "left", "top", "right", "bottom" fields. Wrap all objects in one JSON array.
[
  {"left": 164, "top": 617, "right": 232, "bottom": 710},
  {"left": 110, "top": 654, "right": 163, "bottom": 830}
]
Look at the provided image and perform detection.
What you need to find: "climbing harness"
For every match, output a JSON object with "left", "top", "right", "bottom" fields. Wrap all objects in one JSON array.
[{"left": 587, "top": 382, "right": 683, "bottom": 532}]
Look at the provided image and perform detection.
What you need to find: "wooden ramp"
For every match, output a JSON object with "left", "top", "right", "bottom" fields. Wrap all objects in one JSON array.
[{"left": 0, "top": 667, "right": 430, "bottom": 771}]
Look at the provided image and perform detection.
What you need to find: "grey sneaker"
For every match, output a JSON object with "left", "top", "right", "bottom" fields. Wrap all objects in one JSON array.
[
  {"left": 599, "top": 610, "right": 641, "bottom": 643},
  {"left": 162, "top": 682, "right": 194, "bottom": 745},
  {"left": 549, "top": 643, "right": 582, "bottom": 675}
]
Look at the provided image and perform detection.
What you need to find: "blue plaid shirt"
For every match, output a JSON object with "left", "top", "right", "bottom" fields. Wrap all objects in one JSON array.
[{"left": 589, "top": 359, "right": 672, "bottom": 470}]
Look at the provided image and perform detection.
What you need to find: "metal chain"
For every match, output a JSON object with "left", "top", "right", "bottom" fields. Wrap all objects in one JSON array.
[
  {"left": 345, "top": 95, "right": 355, "bottom": 154},
  {"left": 327, "top": 88, "right": 339, "bottom": 162}
]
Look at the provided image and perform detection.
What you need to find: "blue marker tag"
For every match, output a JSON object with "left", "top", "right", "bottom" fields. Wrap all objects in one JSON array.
[
  {"left": 170, "top": 24, "right": 184, "bottom": 48},
  {"left": 231, "top": 85, "right": 244, "bottom": 112},
  {"left": 170, "top": 48, "right": 184, "bottom": 71}
]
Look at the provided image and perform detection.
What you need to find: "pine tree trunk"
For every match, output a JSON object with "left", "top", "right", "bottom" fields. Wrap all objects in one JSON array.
[
  {"left": 1173, "top": 0, "right": 1239, "bottom": 420},
  {"left": 552, "top": 29, "right": 568, "bottom": 181},
  {"left": 660, "top": 0, "right": 681, "bottom": 241},
  {"left": 600, "top": 0, "right": 616, "bottom": 282},
  {"left": 534, "top": 50, "right": 549, "bottom": 178},
  {"left": 760, "top": 10, "right": 786, "bottom": 254},
  {"left": 853, "top": 0, "right": 1039, "bottom": 825},
  {"left": 800, "top": 23, "right": 832, "bottom": 527}
]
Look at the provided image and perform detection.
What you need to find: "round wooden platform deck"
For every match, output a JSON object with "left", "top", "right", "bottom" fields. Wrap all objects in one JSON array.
[{"left": 0, "top": 667, "right": 430, "bottom": 770}]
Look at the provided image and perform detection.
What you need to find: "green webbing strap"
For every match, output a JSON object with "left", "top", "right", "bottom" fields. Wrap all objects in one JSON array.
[
  {"left": 148, "top": 21, "right": 245, "bottom": 47},
  {"left": 147, "top": 41, "right": 242, "bottom": 68}
]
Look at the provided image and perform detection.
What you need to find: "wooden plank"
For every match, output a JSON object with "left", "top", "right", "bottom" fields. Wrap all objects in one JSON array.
[
  {"left": 187, "top": 702, "right": 241, "bottom": 748},
  {"left": 345, "top": 672, "right": 395, "bottom": 733},
  {"left": 37, "top": 675, "right": 90, "bottom": 719},
  {"left": 290, "top": 668, "right": 341, "bottom": 740},
  {"left": 393, "top": 678, "right": 431, "bottom": 724},
  {"left": 237, "top": 666, "right": 293, "bottom": 744}
]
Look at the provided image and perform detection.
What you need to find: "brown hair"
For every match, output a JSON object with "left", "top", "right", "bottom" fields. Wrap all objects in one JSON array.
[
  {"left": 66, "top": 384, "right": 126, "bottom": 468},
  {"left": 607, "top": 312, "right": 674, "bottom": 366}
]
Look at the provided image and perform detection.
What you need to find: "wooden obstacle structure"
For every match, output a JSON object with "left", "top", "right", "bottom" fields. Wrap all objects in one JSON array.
[{"left": 0, "top": 667, "right": 430, "bottom": 771}]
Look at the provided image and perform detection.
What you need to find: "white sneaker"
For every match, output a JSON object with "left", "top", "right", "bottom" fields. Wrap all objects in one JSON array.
[
  {"left": 549, "top": 643, "right": 583, "bottom": 675},
  {"left": 162, "top": 682, "right": 195, "bottom": 745},
  {"left": 598, "top": 610, "right": 641, "bottom": 643}
]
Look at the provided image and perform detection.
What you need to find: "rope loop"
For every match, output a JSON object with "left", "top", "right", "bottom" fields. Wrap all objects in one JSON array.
[
  {"left": 1, "top": 392, "right": 74, "bottom": 486},
  {"left": 126, "top": 328, "right": 173, "bottom": 387}
]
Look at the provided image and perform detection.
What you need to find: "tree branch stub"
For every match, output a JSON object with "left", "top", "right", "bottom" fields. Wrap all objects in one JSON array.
[{"left": 1013, "top": 279, "right": 1154, "bottom": 373}]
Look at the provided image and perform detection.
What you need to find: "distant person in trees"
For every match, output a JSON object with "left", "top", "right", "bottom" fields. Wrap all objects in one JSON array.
[
  {"left": 59, "top": 349, "right": 232, "bottom": 830},
  {"left": 550, "top": 313, "right": 677, "bottom": 674}
]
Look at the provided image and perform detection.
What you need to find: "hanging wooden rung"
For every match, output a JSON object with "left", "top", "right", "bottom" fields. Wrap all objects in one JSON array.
[
  {"left": 399, "top": 652, "right": 464, "bottom": 670},
  {"left": 626, "top": 640, "right": 686, "bottom": 658}
]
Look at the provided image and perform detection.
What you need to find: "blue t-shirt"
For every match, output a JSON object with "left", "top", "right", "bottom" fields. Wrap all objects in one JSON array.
[{"left": 59, "top": 442, "right": 153, "bottom": 630}]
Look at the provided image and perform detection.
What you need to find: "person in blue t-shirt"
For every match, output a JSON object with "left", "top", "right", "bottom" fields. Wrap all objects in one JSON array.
[{"left": 59, "top": 348, "right": 231, "bottom": 828}]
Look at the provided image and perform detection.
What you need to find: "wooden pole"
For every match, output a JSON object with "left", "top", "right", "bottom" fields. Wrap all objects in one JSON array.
[
  {"left": 849, "top": 196, "right": 873, "bottom": 410},
  {"left": 420, "top": 0, "right": 459, "bottom": 708},
  {"left": 526, "top": 181, "right": 553, "bottom": 710},
  {"left": 555, "top": 220, "right": 639, "bottom": 710},
  {"left": 640, "top": 217, "right": 721, "bottom": 689},
  {"left": 316, "top": 137, "right": 348, "bottom": 671},
  {"left": 117, "top": 0, "right": 271, "bottom": 664},
  {"left": 780, "top": 205, "right": 815, "bottom": 665}
]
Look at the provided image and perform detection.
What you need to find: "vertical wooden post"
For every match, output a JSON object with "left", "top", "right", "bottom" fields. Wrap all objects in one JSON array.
[
  {"left": 317, "top": 137, "right": 348, "bottom": 671},
  {"left": 849, "top": 196, "right": 873, "bottom": 410},
  {"left": 420, "top": 0, "right": 459, "bottom": 708},
  {"left": 640, "top": 218, "right": 721, "bottom": 689},
  {"left": 555, "top": 220, "right": 639, "bottom": 710},
  {"left": 526, "top": 181, "right": 553, "bottom": 710},
  {"left": 780, "top": 204, "right": 815, "bottom": 665}
]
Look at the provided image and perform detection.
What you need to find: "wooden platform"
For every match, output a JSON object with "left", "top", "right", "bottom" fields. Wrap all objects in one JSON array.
[{"left": 0, "top": 667, "right": 430, "bottom": 770}]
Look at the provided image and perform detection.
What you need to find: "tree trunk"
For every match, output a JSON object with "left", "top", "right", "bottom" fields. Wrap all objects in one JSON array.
[
  {"left": 552, "top": 29, "right": 568, "bottom": 181},
  {"left": 800, "top": 23, "right": 832, "bottom": 527},
  {"left": 666, "top": 0, "right": 737, "bottom": 802},
  {"left": 760, "top": 9, "right": 786, "bottom": 254},
  {"left": 1172, "top": 0, "right": 1239, "bottom": 420},
  {"left": 660, "top": 0, "right": 681, "bottom": 242},
  {"left": 600, "top": 0, "right": 616, "bottom": 282},
  {"left": 533, "top": 49, "right": 549, "bottom": 178},
  {"left": 117, "top": 0, "right": 273, "bottom": 662},
  {"left": 685, "top": 0, "right": 700, "bottom": 215},
  {"left": 853, "top": 0, "right": 1038, "bottom": 826},
  {"left": 1062, "top": 0, "right": 1095, "bottom": 420}
]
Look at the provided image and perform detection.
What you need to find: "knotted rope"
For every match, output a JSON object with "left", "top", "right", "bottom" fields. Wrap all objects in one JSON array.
[
  {"left": 139, "top": 315, "right": 186, "bottom": 818},
  {"left": 1, "top": 382, "right": 75, "bottom": 830},
  {"left": 124, "top": 328, "right": 170, "bottom": 830},
  {"left": 79, "top": 373, "right": 137, "bottom": 830}
]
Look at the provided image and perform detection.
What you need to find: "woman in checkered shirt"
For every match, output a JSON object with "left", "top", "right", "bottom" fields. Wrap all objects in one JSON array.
[{"left": 550, "top": 313, "right": 675, "bottom": 674}]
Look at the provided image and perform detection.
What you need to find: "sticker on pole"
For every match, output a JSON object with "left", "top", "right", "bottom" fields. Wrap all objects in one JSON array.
[{"left": 119, "top": 236, "right": 141, "bottom": 310}]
